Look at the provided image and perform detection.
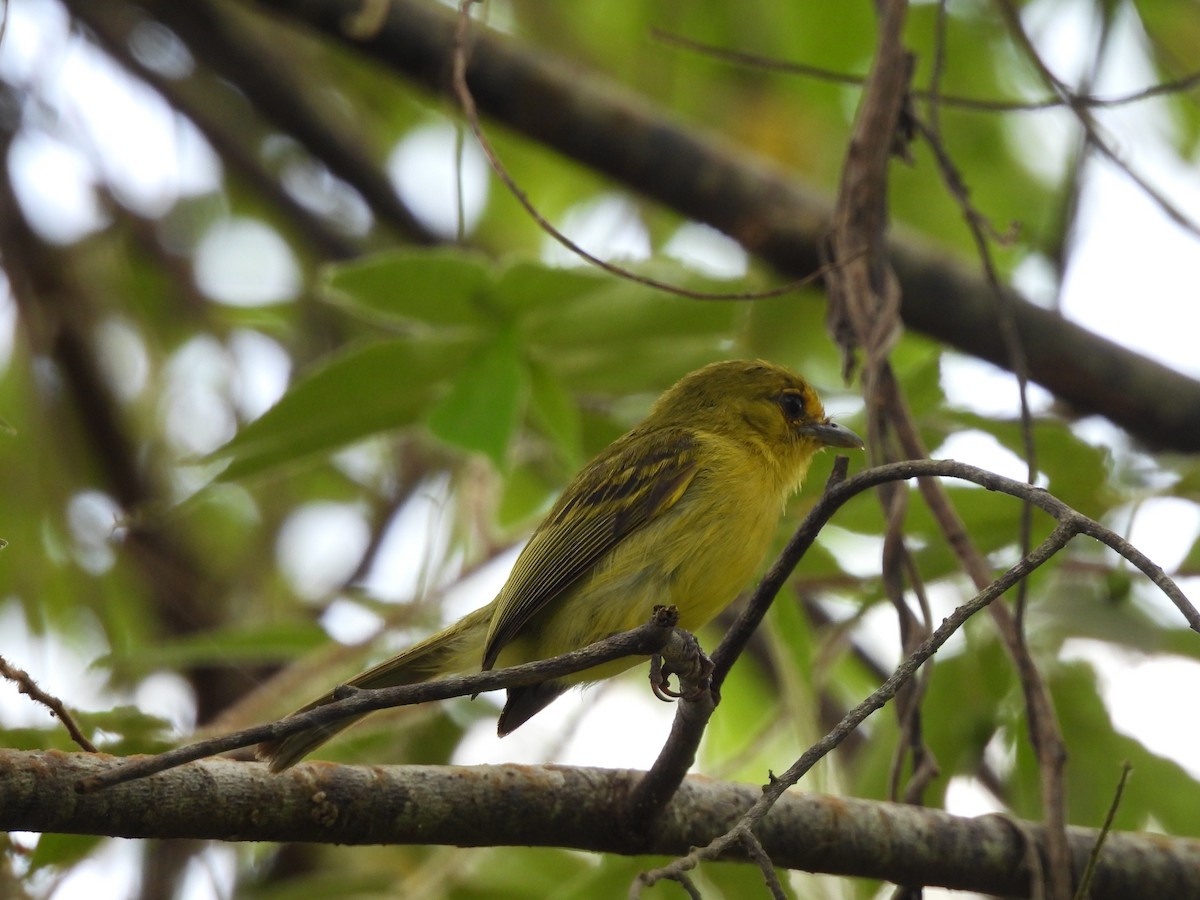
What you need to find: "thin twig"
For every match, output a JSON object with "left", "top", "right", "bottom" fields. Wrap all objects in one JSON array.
[
  {"left": 450, "top": 0, "right": 843, "bottom": 301},
  {"left": 630, "top": 870, "right": 702, "bottom": 900},
  {"left": 995, "top": 0, "right": 1200, "bottom": 239},
  {"left": 740, "top": 829, "right": 788, "bottom": 900},
  {"left": 77, "top": 616, "right": 679, "bottom": 794},
  {"left": 1075, "top": 763, "right": 1133, "bottom": 900},
  {"left": 881, "top": 359, "right": 1072, "bottom": 900},
  {"left": 650, "top": 27, "right": 1200, "bottom": 113},
  {"left": 913, "top": 8, "right": 1071, "bottom": 883},
  {"left": 0, "top": 656, "right": 97, "bottom": 753}
]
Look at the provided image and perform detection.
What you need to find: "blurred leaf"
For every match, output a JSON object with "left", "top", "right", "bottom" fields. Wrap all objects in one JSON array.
[
  {"left": 322, "top": 704, "right": 474, "bottom": 768},
  {"left": 497, "top": 462, "right": 557, "bottom": 528},
  {"left": 442, "top": 847, "right": 606, "bottom": 899},
  {"left": 1009, "top": 662, "right": 1200, "bottom": 835},
  {"left": 768, "top": 588, "right": 818, "bottom": 677},
  {"left": 702, "top": 644, "right": 780, "bottom": 778},
  {"left": 738, "top": 289, "right": 832, "bottom": 373},
  {"left": 522, "top": 276, "right": 735, "bottom": 350},
  {"left": 921, "top": 635, "right": 1011, "bottom": 777},
  {"left": 323, "top": 248, "right": 494, "bottom": 329},
  {"left": 29, "top": 834, "right": 104, "bottom": 873},
  {"left": 427, "top": 328, "right": 527, "bottom": 467},
  {"left": 1136, "top": 1, "right": 1200, "bottom": 155},
  {"left": 790, "top": 537, "right": 850, "bottom": 582},
  {"left": 526, "top": 360, "right": 584, "bottom": 465},
  {"left": 0, "top": 726, "right": 80, "bottom": 752},
  {"left": 241, "top": 861, "right": 400, "bottom": 900},
  {"left": 829, "top": 483, "right": 1034, "bottom": 582},
  {"left": 893, "top": 337, "right": 946, "bottom": 417},
  {"left": 214, "top": 336, "right": 476, "bottom": 479},
  {"left": 1160, "top": 625, "right": 1200, "bottom": 659},
  {"left": 1032, "top": 588, "right": 1200, "bottom": 663},
  {"left": 492, "top": 258, "right": 613, "bottom": 319},
  {"left": 1180, "top": 531, "right": 1200, "bottom": 572},
  {"left": 74, "top": 706, "right": 174, "bottom": 754},
  {"left": 948, "top": 412, "right": 1114, "bottom": 517}
]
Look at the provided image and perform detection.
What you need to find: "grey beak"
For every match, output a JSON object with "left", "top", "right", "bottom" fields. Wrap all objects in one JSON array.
[{"left": 802, "top": 420, "right": 864, "bottom": 449}]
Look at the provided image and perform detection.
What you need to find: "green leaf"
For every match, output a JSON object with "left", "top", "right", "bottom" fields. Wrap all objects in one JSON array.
[
  {"left": 1033, "top": 588, "right": 1200, "bottom": 664},
  {"left": 893, "top": 337, "right": 947, "bottom": 416},
  {"left": 948, "top": 412, "right": 1114, "bottom": 518},
  {"left": 491, "top": 258, "right": 613, "bottom": 319},
  {"left": 213, "top": 335, "right": 476, "bottom": 479},
  {"left": 521, "top": 277, "right": 735, "bottom": 350},
  {"left": 497, "top": 462, "right": 557, "bottom": 528},
  {"left": 323, "top": 248, "right": 494, "bottom": 328},
  {"left": 0, "top": 725, "right": 82, "bottom": 752},
  {"left": 701, "top": 642, "right": 782, "bottom": 779},
  {"left": 427, "top": 329, "right": 527, "bottom": 467},
  {"left": 1011, "top": 662, "right": 1200, "bottom": 834},
  {"left": 65, "top": 705, "right": 176, "bottom": 757},
  {"left": 829, "top": 484, "right": 1030, "bottom": 582},
  {"left": 29, "top": 834, "right": 104, "bottom": 872},
  {"left": 527, "top": 361, "right": 583, "bottom": 465},
  {"left": 920, "top": 634, "right": 1011, "bottom": 775}
]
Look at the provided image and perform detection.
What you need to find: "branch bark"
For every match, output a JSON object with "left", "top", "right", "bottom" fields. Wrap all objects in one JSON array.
[{"left": 3, "top": 751, "right": 1198, "bottom": 898}]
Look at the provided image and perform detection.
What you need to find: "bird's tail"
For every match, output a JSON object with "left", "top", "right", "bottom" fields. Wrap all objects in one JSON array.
[{"left": 258, "top": 604, "right": 493, "bottom": 771}]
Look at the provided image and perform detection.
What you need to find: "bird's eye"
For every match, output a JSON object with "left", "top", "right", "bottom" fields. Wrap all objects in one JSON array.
[{"left": 778, "top": 392, "right": 807, "bottom": 421}]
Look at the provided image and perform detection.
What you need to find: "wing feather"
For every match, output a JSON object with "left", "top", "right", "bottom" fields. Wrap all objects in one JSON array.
[{"left": 481, "top": 427, "right": 701, "bottom": 669}]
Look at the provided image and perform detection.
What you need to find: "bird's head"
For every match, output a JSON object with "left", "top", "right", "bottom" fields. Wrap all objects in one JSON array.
[{"left": 652, "top": 359, "right": 863, "bottom": 479}]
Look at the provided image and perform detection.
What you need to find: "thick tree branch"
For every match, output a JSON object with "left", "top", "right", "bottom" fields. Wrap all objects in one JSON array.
[
  {"left": 3, "top": 750, "right": 1198, "bottom": 899},
  {"left": 250, "top": 0, "right": 1200, "bottom": 451}
]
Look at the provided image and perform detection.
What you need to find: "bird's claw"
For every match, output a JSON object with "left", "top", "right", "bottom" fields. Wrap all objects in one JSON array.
[
  {"left": 649, "top": 654, "right": 678, "bottom": 702},
  {"left": 649, "top": 634, "right": 714, "bottom": 703}
]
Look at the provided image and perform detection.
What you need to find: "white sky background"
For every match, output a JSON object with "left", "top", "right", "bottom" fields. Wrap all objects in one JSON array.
[{"left": 2, "top": 0, "right": 1200, "bottom": 897}]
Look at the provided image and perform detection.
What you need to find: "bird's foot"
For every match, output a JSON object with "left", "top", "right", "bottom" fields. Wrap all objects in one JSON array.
[{"left": 649, "top": 627, "right": 713, "bottom": 702}]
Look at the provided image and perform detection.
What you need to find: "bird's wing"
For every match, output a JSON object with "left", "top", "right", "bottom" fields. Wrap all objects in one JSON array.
[{"left": 482, "top": 427, "right": 701, "bottom": 670}]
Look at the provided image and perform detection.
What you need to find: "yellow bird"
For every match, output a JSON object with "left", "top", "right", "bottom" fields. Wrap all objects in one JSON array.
[{"left": 259, "top": 359, "right": 861, "bottom": 770}]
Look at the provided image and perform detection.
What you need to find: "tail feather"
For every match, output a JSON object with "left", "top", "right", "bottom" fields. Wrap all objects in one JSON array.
[{"left": 258, "top": 605, "right": 492, "bottom": 771}]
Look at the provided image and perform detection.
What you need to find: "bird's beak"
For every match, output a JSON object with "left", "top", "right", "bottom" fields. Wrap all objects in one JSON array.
[{"left": 801, "top": 420, "right": 864, "bottom": 449}]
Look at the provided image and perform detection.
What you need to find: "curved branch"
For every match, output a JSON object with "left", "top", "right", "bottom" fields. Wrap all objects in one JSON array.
[
  {"left": 630, "top": 457, "right": 1199, "bottom": 826},
  {"left": 0, "top": 656, "right": 96, "bottom": 753},
  {"left": 638, "top": 520, "right": 1078, "bottom": 891},
  {"left": 725, "top": 459, "right": 1200, "bottom": 653}
]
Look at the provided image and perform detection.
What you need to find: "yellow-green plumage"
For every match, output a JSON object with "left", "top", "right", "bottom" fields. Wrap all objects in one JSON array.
[{"left": 259, "top": 359, "right": 861, "bottom": 771}]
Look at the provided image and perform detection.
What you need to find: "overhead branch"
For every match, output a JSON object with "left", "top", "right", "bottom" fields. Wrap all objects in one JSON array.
[
  {"left": 135, "top": 0, "right": 435, "bottom": 244},
  {"left": 251, "top": 0, "right": 1200, "bottom": 451}
]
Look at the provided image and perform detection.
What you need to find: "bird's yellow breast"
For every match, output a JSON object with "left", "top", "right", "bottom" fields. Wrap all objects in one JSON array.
[{"left": 495, "top": 431, "right": 808, "bottom": 684}]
